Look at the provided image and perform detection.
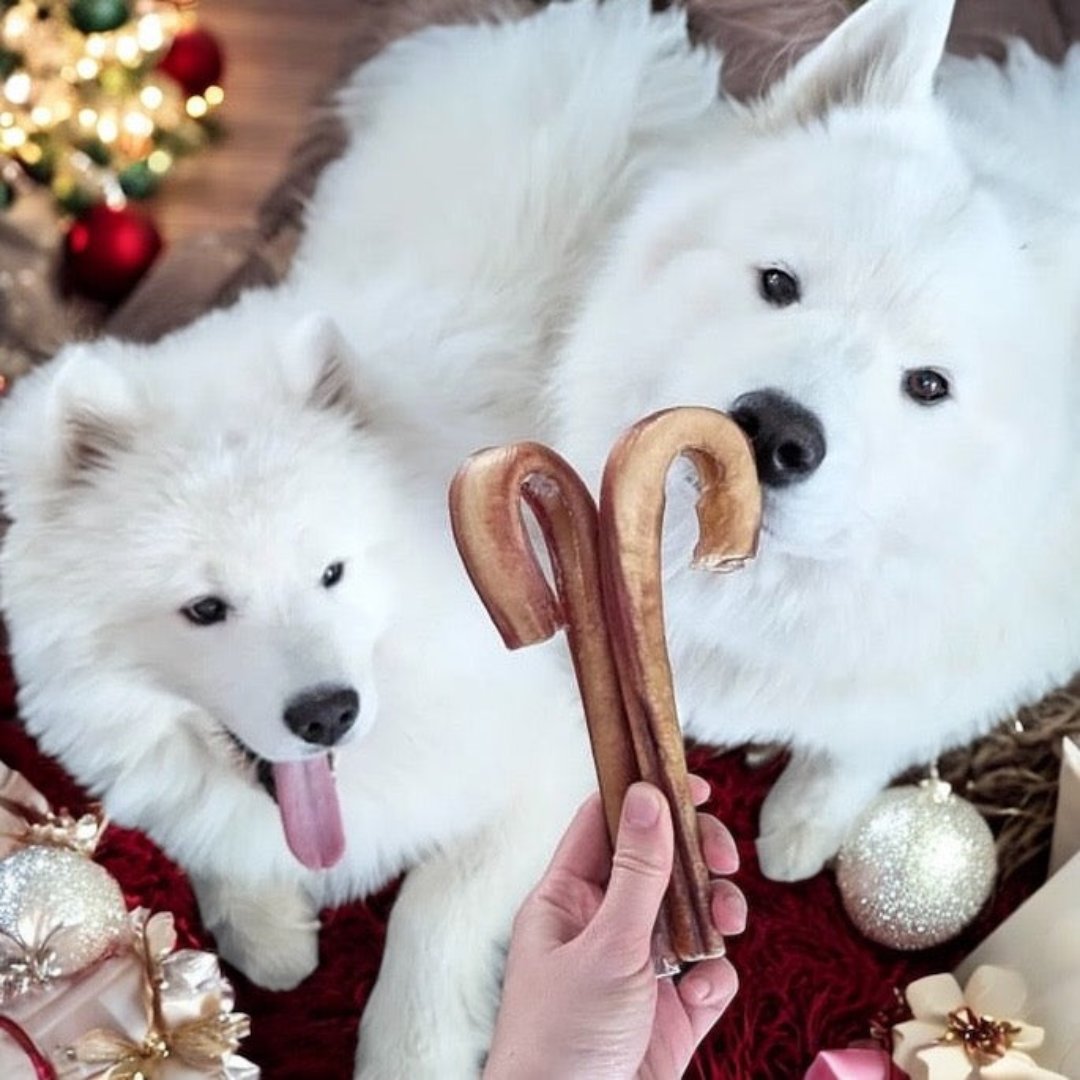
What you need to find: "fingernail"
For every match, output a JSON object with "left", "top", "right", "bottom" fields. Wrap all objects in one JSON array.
[
  {"left": 624, "top": 784, "right": 662, "bottom": 829},
  {"left": 720, "top": 890, "right": 748, "bottom": 934},
  {"left": 681, "top": 974, "right": 712, "bottom": 1004}
]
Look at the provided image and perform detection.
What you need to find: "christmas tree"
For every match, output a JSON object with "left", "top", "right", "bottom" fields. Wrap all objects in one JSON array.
[{"left": 0, "top": 0, "right": 225, "bottom": 300}]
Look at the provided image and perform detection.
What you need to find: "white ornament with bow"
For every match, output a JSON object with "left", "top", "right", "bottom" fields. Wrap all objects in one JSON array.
[{"left": 892, "top": 966, "right": 1066, "bottom": 1079}]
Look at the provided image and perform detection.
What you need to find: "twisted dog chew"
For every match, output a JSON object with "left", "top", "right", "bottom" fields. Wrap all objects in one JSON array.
[
  {"left": 599, "top": 407, "right": 761, "bottom": 964},
  {"left": 448, "top": 442, "right": 636, "bottom": 845},
  {"left": 449, "top": 408, "right": 760, "bottom": 968}
]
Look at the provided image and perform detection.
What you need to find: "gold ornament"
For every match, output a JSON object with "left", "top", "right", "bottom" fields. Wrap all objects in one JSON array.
[
  {"left": 0, "top": 845, "right": 128, "bottom": 1001},
  {"left": 836, "top": 777, "right": 997, "bottom": 949},
  {"left": 0, "top": 766, "right": 257, "bottom": 1076}
]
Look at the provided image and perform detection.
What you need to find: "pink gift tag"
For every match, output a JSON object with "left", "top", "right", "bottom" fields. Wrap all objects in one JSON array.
[{"left": 805, "top": 1048, "right": 898, "bottom": 1080}]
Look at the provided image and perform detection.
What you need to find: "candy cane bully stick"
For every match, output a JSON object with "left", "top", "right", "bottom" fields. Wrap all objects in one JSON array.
[
  {"left": 448, "top": 442, "right": 636, "bottom": 846},
  {"left": 599, "top": 406, "right": 762, "bottom": 966}
]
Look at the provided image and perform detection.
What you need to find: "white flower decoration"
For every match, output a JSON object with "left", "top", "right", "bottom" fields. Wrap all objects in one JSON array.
[{"left": 892, "top": 966, "right": 1066, "bottom": 1079}]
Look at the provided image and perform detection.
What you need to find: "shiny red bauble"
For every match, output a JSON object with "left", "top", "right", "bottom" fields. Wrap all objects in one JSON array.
[
  {"left": 158, "top": 27, "right": 225, "bottom": 97},
  {"left": 64, "top": 205, "right": 164, "bottom": 304}
]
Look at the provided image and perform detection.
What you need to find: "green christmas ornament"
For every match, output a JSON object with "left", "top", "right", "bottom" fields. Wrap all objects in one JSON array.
[
  {"left": 119, "top": 160, "right": 159, "bottom": 200},
  {"left": 0, "top": 48, "right": 19, "bottom": 79},
  {"left": 69, "top": 0, "right": 131, "bottom": 34},
  {"left": 78, "top": 138, "right": 112, "bottom": 167},
  {"left": 54, "top": 183, "right": 96, "bottom": 216}
]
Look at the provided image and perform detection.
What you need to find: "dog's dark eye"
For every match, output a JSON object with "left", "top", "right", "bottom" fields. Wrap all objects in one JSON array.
[
  {"left": 181, "top": 596, "right": 229, "bottom": 626},
  {"left": 321, "top": 561, "right": 345, "bottom": 588},
  {"left": 903, "top": 368, "right": 951, "bottom": 405},
  {"left": 758, "top": 267, "right": 800, "bottom": 307}
]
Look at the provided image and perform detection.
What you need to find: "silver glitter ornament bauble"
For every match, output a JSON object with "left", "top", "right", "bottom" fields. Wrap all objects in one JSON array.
[
  {"left": 835, "top": 779, "right": 997, "bottom": 950},
  {"left": 0, "top": 846, "right": 127, "bottom": 999}
]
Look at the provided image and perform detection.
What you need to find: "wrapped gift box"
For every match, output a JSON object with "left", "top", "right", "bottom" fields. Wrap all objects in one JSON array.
[{"left": 952, "top": 739, "right": 1080, "bottom": 1075}]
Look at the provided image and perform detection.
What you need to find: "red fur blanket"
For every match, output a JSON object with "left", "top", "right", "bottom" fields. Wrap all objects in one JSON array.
[
  {"left": 6, "top": 2, "right": 1078, "bottom": 1076},
  {"left": 0, "top": 669, "right": 1039, "bottom": 1077}
]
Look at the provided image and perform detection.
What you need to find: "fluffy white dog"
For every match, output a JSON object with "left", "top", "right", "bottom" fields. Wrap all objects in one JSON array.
[
  {"left": 0, "top": 309, "right": 596, "bottom": 1076},
  {"left": 1, "top": 0, "right": 1078, "bottom": 1076},
  {"left": 308, "top": 0, "right": 1080, "bottom": 880}
]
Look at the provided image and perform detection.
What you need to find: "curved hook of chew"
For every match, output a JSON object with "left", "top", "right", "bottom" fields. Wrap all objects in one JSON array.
[
  {"left": 449, "top": 442, "right": 636, "bottom": 845},
  {"left": 600, "top": 407, "right": 761, "bottom": 967}
]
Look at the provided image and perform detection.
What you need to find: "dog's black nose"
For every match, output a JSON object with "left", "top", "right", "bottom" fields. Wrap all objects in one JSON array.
[
  {"left": 284, "top": 686, "right": 359, "bottom": 747},
  {"left": 730, "top": 389, "right": 826, "bottom": 487}
]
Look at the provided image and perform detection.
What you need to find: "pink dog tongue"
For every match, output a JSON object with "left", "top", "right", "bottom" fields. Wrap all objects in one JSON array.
[{"left": 273, "top": 758, "right": 345, "bottom": 870}]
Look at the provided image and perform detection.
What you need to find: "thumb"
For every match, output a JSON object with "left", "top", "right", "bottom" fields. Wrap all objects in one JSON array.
[{"left": 591, "top": 783, "right": 673, "bottom": 967}]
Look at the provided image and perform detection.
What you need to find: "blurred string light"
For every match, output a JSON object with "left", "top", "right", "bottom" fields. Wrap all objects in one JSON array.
[{"left": 0, "top": 0, "right": 224, "bottom": 215}]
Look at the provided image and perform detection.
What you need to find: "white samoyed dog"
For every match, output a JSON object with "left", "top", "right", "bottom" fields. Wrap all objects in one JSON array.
[
  {"left": 1, "top": 0, "right": 1079, "bottom": 1076},
  {"left": 298, "top": 0, "right": 1080, "bottom": 881},
  {"left": 0, "top": 309, "right": 597, "bottom": 1077}
]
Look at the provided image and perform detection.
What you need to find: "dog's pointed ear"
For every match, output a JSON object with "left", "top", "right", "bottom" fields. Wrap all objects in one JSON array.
[
  {"left": 757, "top": 0, "right": 954, "bottom": 126},
  {"left": 281, "top": 314, "right": 368, "bottom": 425},
  {"left": 48, "top": 348, "right": 140, "bottom": 481},
  {"left": 0, "top": 346, "right": 141, "bottom": 513}
]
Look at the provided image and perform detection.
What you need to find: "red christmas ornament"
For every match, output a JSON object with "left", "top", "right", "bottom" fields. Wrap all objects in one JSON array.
[
  {"left": 64, "top": 205, "right": 164, "bottom": 304},
  {"left": 158, "top": 27, "right": 225, "bottom": 97}
]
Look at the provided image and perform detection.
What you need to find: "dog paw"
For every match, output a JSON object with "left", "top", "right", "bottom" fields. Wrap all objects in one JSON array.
[
  {"left": 216, "top": 916, "right": 320, "bottom": 990},
  {"left": 755, "top": 821, "right": 844, "bottom": 882},
  {"left": 193, "top": 875, "right": 321, "bottom": 991},
  {"left": 355, "top": 989, "right": 488, "bottom": 1080},
  {"left": 354, "top": 1045, "right": 483, "bottom": 1080},
  {"left": 756, "top": 750, "right": 889, "bottom": 881}
]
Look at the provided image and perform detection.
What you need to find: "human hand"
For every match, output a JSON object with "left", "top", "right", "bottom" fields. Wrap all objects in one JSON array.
[{"left": 483, "top": 779, "right": 745, "bottom": 1080}]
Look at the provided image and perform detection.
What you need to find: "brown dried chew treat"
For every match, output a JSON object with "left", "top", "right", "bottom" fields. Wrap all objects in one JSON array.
[
  {"left": 599, "top": 406, "right": 761, "bottom": 966},
  {"left": 448, "top": 442, "right": 636, "bottom": 845}
]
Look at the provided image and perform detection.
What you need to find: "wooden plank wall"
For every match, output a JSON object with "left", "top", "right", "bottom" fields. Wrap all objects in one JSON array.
[{"left": 154, "top": 0, "right": 358, "bottom": 241}]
